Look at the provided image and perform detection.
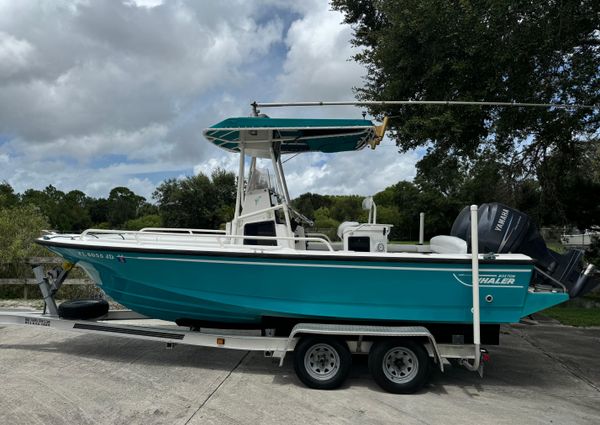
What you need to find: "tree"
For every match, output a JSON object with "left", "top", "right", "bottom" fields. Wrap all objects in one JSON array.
[
  {"left": 332, "top": 0, "right": 600, "bottom": 222},
  {"left": 107, "top": 187, "right": 146, "bottom": 227},
  {"left": 20, "top": 186, "right": 65, "bottom": 230},
  {"left": 124, "top": 214, "right": 162, "bottom": 230},
  {"left": 0, "top": 204, "right": 49, "bottom": 275},
  {"left": 328, "top": 196, "right": 365, "bottom": 223},
  {"left": 153, "top": 169, "right": 236, "bottom": 229},
  {"left": 0, "top": 182, "right": 19, "bottom": 208},
  {"left": 537, "top": 147, "right": 600, "bottom": 229},
  {"left": 88, "top": 198, "right": 110, "bottom": 224},
  {"left": 20, "top": 186, "right": 96, "bottom": 231},
  {"left": 313, "top": 207, "right": 340, "bottom": 237},
  {"left": 375, "top": 181, "right": 421, "bottom": 240},
  {"left": 375, "top": 205, "right": 402, "bottom": 240},
  {"left": 62, "top": 190, "right": 92, "bottom": 231}
]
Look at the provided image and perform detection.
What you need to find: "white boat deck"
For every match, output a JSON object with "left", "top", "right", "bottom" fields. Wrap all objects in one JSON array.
[{"left": 39, "top": 229, "right": 532, "bottom": 263}]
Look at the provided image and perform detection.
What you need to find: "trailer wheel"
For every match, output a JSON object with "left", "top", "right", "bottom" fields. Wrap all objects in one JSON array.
[
  {"left": 58, "top": 299, "right": 109, "bottom": 320},
  {"left": 368, "top": 339, "right": 429, "bottom": 394},
  {"left": 293, "top": 336, "right": 352, "bottom": 390}
]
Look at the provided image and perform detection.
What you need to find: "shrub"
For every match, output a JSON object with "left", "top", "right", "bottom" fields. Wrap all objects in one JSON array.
[
  {"left": 0, "top": 205, "right": 50, "bottom": 278},
  {"left": 124, "top": 214, "right": 162, "bottom": 230}
]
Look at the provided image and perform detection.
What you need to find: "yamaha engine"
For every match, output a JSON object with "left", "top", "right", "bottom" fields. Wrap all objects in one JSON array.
[{"left": 451, "top": 203, "right": 598, "bottom": 298}]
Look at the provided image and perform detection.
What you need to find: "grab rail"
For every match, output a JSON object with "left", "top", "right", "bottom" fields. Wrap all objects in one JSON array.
[
  {"left": 305, "top": 232, "right": 333, "bottom": 244},
  {"left": 340, "top": 223, "right": 389, "bottom": 238},
  {"left": 140, "top": 227, "right": 226, "bottom": 234},
  {"left": 81, "top": 229, "right": 139, "bottom": 239},
  {"left": 237, "top": 204, "right": 283, "bottom": 221},
  {"left": 533, "top": 266, "right": 568, "bottom": 293},
  {"left": 215, "top": 235, "right": 335, "bottom": 251},
  {"left": 79, "top": 229, "right": 335, "bottom": 252}
]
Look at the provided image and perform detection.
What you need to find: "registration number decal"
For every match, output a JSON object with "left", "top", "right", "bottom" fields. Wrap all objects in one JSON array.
[{"left": 77, "top": 251, "right": 115, "bottom": 260}]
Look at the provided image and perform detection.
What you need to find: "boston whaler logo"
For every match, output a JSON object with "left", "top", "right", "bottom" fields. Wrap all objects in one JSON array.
[
  {"left": 453, "top": 272, "right": 517, "bottom": 287},
  {"left": 494, "top": 208, "right": 509, "bottom": 232}
]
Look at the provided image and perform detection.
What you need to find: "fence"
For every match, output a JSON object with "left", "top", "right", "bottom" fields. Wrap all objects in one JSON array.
[{"left": 0, "top": 257, "right": 92, "bottom": 300}]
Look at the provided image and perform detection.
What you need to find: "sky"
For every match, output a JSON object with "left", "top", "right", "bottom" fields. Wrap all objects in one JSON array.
[{"left": 0, "top": 0, "right": 419, "bottom": 201}]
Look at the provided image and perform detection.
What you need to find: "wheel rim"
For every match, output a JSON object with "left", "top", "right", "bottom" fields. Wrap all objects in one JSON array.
[
  {"left": 304, "top": 343, "right": 341, "bottom": 381},
  {"left": 382, "top": 346, "right": 419, "bottom": 384}
]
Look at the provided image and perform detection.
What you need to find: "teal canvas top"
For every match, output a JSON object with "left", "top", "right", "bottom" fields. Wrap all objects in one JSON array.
[{"left": 203, "top": 116, "right": 376, "bottom": 154}]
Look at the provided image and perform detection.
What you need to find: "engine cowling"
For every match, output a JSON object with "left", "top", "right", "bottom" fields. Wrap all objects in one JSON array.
[{"left": 451, "top": 203, "right": 598, "bottom": 298}]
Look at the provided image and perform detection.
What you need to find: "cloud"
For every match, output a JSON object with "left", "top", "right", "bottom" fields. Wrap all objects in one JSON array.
[
  {"left": 276, "top": 1, "right": 364, "bottom": 103},
  {"left": 126, "top": 0, "right": 163, "bottom": 8},
  {"left": 9, "top": 124, "right": 170, "bottom": 163},
  {"left": 0, "top": 1, "right": 284, "bottom": 141},
  {"left": 0, "top": 0, "right": 287, "bottom": 195},
  {"left": 0, "top": 0, "right": 417, "bottom": 201},
  {"left": 0, "top": 31, "right": 35, "bottom": 80},
  {"left": 261, "top": 1, "right": 417, "bottom": 197},
  {"left": 282, "top": 141, "right": 419, "bottom": 197},
  {"left": 193, "top": 154, "right": 239, "bottom": 177}
]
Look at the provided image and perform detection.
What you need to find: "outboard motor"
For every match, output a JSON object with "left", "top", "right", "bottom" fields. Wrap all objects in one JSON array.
[{"left": 451, "top": 203, "right": 598, "bottom": 298}]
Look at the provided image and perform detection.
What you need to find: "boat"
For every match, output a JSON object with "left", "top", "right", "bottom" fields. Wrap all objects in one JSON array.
[
  {"left": 36, "top": 111, "right": 599, "bottom": 337},
  {"left": 561, "top": 228, "right": 599, "bottom": 248}
]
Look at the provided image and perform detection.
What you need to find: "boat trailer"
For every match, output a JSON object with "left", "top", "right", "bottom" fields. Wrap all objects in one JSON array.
[
  {"left": 0, "top": 309, "right": 485, "bottom": 393},
  {"left": 0, "top": 207, "right": 488, "bottom": 393}
]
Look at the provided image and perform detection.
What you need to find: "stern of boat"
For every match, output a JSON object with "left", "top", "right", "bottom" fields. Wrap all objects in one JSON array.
[
  {"left": 521, "top": 290, "right": 570, "bottom": 317},
  {"left": 522, "top": 262, "right": 598, "bottom": 317}
]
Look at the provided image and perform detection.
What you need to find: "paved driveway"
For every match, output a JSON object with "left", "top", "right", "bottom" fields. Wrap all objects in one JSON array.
[{"left": 0, "top": 317, "right": 598, "bottom": 424}]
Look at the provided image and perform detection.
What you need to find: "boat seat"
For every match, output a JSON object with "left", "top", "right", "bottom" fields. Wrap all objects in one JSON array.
[
  {"left": 430, "top": 235, "right": 467, "bottom": 254},
  {"left": 337, "top": 221, "right": 360, "bottom": 239}
]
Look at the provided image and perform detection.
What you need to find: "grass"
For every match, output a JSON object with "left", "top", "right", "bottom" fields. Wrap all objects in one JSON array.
[
  {"left": 583, "top": 291, "right": 600, "bottom": 302},
  {"left": 546, "top": 241, "right": 566, "bottom": 253},
  {"left": 541, "top": 306, "right": 600, "bottom": 327}
]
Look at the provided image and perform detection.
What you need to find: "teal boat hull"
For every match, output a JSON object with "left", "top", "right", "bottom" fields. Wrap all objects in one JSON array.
[{"left": 40, "top": 243, "right": 569, "bottom": 325}]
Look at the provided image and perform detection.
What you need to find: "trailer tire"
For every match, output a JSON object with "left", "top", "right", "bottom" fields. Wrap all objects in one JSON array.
[
  {"left": 293, "top": 336, "right": 352, "bottom": 390},
  {"left": 58, "top": 299, "right": 109, "bottom": 320},
  {"left": 368, "top": 339, "right": 429, "bottom": 394}
]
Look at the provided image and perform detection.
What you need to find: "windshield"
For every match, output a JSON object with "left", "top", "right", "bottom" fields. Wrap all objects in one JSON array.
[{"left": 247, "top": 167, "right": 270, "bottom": 192}]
